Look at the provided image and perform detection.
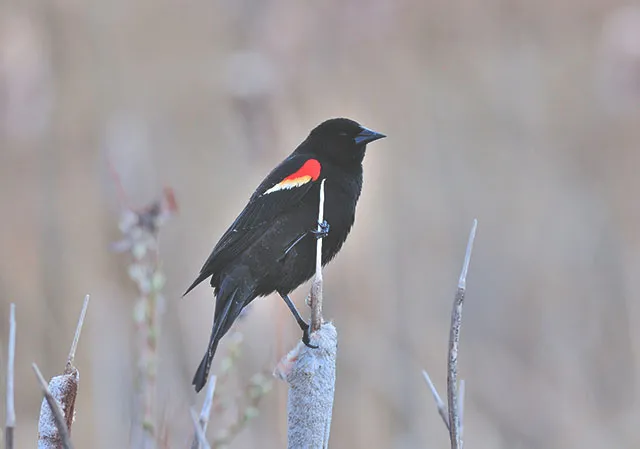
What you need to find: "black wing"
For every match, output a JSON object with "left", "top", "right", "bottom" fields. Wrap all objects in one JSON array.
[{"left": 183, "top": 154, "right": 321, "bottom": 295}]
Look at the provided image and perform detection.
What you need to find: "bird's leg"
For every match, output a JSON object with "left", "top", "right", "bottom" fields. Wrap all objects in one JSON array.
[
  {"left": 280, "top": 233, "right": 308, "bottom": 261},
  {"left": 279, "top": 221, "right": 330, "bottom": 262},
  {"left": 278, "top": 292, "right": 318, "bottom": 348},
  {"left": 309, "top": 220, "right": 330, "bottom": 239}
]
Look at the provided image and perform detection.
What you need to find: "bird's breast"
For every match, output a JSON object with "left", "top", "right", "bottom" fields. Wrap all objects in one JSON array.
[{"left": 318, "top": 173, "right": 361, "bottom": 259}]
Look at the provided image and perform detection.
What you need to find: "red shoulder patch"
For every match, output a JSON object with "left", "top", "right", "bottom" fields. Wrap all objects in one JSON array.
[
  {"left": 263, "top": 159, "right": 321, "bottom": 195},
  {"left": 284, "top": 159, "right": 321, "bottom": 182}
]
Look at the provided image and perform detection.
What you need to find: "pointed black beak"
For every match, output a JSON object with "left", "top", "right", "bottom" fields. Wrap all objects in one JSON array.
[{"left": 354, "top": 126, "right": 386, "bottom": 145}]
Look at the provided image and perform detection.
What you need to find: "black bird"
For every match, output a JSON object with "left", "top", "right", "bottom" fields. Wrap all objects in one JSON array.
[{"left": 184, "top": 118, "right": 385, "bottom": 392}]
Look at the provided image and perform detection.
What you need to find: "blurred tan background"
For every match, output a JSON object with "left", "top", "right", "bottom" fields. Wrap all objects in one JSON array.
[{"left": 2, "top": 0, "right": 640, "bottom": 447}]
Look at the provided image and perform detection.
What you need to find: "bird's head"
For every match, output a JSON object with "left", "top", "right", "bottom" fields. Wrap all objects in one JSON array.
[{"left": 304, "top": 118, "right": 385, "bottom": 168}]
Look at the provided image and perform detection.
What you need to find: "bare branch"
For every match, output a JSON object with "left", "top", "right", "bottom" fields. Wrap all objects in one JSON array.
[
  {"left": 447, "top": 218, "right": 477, "bottom": 449},
  {"left": 309, "top": 178, "right": 326, "bottom": 332},
  {"left": 32, "top": 363, "right": 74, "bottom": 449},
  {"left": 5, "top": 303, "right": 16, "bottom": 449},
  {"left": 189, "top": 408, "right": 211, "bottom": 449},
  {"left": 67, "top": 294, "right": 90, "bottom": 371},
  {"left": 190, "top": 375, "right": 217, "bottom": 449},
  {"left": 421, "top": 370, "right": 449, "bottom": 430}
]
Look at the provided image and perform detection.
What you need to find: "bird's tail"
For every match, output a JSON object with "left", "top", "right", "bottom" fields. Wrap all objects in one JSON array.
[
  {"left": 183, "top": 271, "right": 210, "bottom": 297},
  {"left": 192, "top": 269, "right": 252, "bottom": 393},
  {"left": 192, "top": 336, "right": 220, "bottom": 393}
]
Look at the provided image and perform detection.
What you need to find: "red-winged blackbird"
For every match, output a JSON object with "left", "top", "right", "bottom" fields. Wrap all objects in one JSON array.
[{"left": 184, "top": 118, "right": 385, "bottom": 392}]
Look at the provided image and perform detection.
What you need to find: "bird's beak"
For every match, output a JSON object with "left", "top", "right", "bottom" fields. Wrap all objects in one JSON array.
[{"left": 354, "top": 126, "right": 386, "bottom": 145}]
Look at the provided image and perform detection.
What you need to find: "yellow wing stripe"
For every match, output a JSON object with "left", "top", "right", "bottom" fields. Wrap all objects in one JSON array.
[{"left": 263, "top": 175, "right": 313, "bottom": 195}]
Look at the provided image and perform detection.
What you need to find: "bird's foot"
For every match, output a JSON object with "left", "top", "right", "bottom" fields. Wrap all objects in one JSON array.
[
  {"left": 310, "top": 220, "right": 330, "bottom": 239},
  {"left": 302, "top": 322, "right": 319, "bottom": 349}
]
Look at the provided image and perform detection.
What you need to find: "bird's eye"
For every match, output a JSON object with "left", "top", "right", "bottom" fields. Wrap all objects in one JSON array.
[{"left": 339, "top": 131, "right": 349, "bottom": 137}]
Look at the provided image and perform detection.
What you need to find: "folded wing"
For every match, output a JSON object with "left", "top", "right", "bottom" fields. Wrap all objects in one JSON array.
[{"left": 183, "top": 155, "right": 322, "bottom": 296}]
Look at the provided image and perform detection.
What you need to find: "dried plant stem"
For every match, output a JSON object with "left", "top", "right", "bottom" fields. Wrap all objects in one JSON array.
[
  {"left": 189, "top": 408, "right": 212, "bottom": 449},
  {"left": 422, "top": 370, "right": 449, "bottom": 430},
  {"left": 423, "top": 219, "right": 477, "bottom": 449},
  {"left": 309, "top": 178, "right": 326, "bottom": 332},
  {"left": 114, "top": 194, "right": 174, "bottom": 449},
  {"left": 5, "top": 303, "right": 16, "bottom": 449},
  {"left": 135, "top": 289, "right": 161, "bottom": 449},
  {"left": 67, "top": 295, "right": 89, "bottom": 370},
  {"left": 275, "top": 180, "right": 336, "bottom": 449},
  {"left": 458, "top": 379, "right": 465, "bottom": 441},
  {"left": 34, "top": 295, "right": 90, "bottom": 449},
  {"left": 190, "top": 375, "right": 217, "bottom": 449},
  {"left": 32, "top": 364, "right": 74, "bottom": 449},
  {"left": 274, "top": 324, "right": 337, "bottom": 449},
  {"left": 447, "top": 219, "right": 476, "bottom": 449}
]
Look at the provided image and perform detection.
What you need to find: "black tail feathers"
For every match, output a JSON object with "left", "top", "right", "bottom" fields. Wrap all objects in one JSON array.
[
  {"left": 183, "top": 271, "right": 210, "bottom": 297},
  {"left": 192, "top": 294, "right": 232, "bottom": 392},
  {"left": 192, "top": 338, "right": 220, "bottom": 392},
  {"left": 192, "top": 270, "right": 252, "bottom": 393}
]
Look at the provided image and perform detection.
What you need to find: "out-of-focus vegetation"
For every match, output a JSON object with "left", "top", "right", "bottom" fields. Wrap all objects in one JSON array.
[{"left": 2, "top": 0, "right": 640, "bottom": 447}]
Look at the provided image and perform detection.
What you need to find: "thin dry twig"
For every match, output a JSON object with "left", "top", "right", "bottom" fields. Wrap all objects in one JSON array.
[
  {"left": 422, "top": 219, "right": 477, "bottom": 449},
  {"left": 6, "top": 303, "right": 16, "bottom": 449},
  {"left": 32, "top": 364, "right": 74, "bottom": 449},
  {"left": 447, "top": 218, "right": 477, "bottom": 449},
  {"left": 309, "top": 178, "right": 326, "bottom": 332},
  {"left": 67, "top": 295, "right": 90, "bottom": 371},
  {"left": 190, "top": 375, "right": 217, "bottom": 449},
  {"left": 189, "top": 408, "right": 211, "bottom": 449},
  {"left": 422, "top": 370, "right": 449, "bottom": 430}
]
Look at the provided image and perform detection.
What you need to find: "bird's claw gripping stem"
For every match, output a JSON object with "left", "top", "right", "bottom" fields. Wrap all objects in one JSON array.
[
  {"left": 280, "top": 221, "right": 329, "bottom": 261},
  {"left": 279, "top": 292, "right": 319, "bottom": 349},
  {"left": 310, "top": 220, "right": 330, "bottom": 239},
  {"left": 301, "top": 322, "right": 318, "bottom": 349}
]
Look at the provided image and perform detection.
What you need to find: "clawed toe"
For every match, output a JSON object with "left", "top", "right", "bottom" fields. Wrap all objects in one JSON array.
[
  {"left": 310, "top": 220, "right": 330, "bottom": 239},
  {"left": 302, "top": 324, "right": 318, "bottom": 349}
]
